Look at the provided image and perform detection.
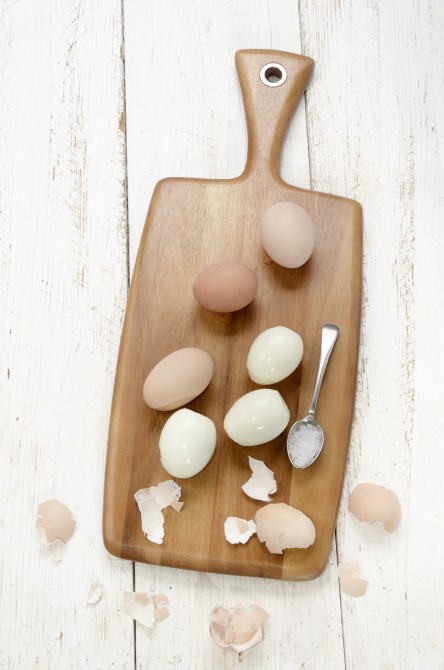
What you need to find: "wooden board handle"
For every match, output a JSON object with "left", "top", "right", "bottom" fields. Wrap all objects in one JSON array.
[{"left": 235, "top": 49, "right": 314, "bottom": 180}]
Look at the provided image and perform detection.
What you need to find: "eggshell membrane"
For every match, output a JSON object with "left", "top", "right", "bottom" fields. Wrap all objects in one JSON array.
[
  {"left": 143, "top": 347, "right": 214, "bottom": 411},
  {"left": 260, "top": 201, "right": 315, "bottom": 268},
  {"left": 36, "top": 499, "right": 76, "bottom": 544},
  {"left": 193, "top": 261, "right": 258, "bottom": 312},
  {"left": 224, "top": 517, "right": 256, "bottom": 545},
  {"left": 348, "top": 483, "right": 401, "bottom": 532},
  {"left": 254, "top": 503, "right": 316, "bottom": 554}
]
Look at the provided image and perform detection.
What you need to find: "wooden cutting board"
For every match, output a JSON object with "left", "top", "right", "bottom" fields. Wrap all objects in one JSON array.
[{"left": 103, "top": 49, "right": 362, "bottom": 581}]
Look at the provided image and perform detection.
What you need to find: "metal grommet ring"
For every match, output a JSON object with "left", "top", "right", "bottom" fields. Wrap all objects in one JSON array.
[{"left": 259, "top": 62, "right": 287, "bottom": 88}]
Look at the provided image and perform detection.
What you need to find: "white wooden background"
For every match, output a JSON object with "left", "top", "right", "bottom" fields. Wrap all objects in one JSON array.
[{"left": 1, "top": 0, "right": 443, "bottom": 668}]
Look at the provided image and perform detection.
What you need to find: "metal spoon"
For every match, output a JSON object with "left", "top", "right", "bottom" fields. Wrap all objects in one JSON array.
[{"left": 287, "top": 324, "right": 339, "bottom": 469}]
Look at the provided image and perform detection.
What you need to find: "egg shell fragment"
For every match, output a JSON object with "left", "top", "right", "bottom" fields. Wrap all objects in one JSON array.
[
  {"left": 36, "top": 499, "right": 76, "bottom": 544},
  {"left": 87, "top": 581, "right": 104, "bottom": 605},
  {"left": 241, "top": 456, "right": 277, "bottom": 502},
  {"left": 338, "top": 562, "right": 369, "bottom": 597},
  {"left": 348, "top": 483, "right": 401, "bottom": 533},
  {"left": 261, "top": 201, "right": 315, "bottom": 268},
  {"left": 247, "top": 326, "right": 304, "bottom": 384},
  {"left": 143, "top": 347, "right": 214, "bottom": 411},
  {"left": 254, "top": 503, "right": 316, "bottom": 554},
  {"left": 159, "top": 408, "right": 216, "bottom": 478},
  {"left": 193, "top": 261, "right": 258, "bottom": 313},
  {"left": 224, "top": 389, "right": 290, "bottom": 447},
  {"left": 209, "top": 604, "right": 269, "bottom": 652},
  {"left": 224, "top": 517, "right": 256, "bottom": 545}
]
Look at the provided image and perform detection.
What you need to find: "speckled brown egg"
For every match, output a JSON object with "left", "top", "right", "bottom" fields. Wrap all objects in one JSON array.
[{"left": 192, "top": 261, "right": 258, "bottom": 313}]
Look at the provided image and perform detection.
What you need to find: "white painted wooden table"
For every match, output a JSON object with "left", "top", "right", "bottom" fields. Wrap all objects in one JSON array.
[{"left": 1, "top": 1, "right": 443, "bottom": 668}]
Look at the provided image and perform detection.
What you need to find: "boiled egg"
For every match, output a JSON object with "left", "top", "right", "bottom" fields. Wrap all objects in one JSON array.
[
  {"left": 224, "top": 389, "right": 290, "bottom": 446},
  {"left": 143, "top": 347, "right": 214, "bottom": 411},
  {"left": 261, "top": 201, "right": 315, "bottom": 268},
  {"left": 159, "top": 408, "right": 216, "bottom": 478},
  {"left": 247, "top": 326, "right": 303, "bottom": 384}
]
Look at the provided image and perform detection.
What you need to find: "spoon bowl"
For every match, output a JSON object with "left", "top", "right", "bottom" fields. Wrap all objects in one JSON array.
[{"left": 287, "top": 415, "right": 324, "bottom": 469}]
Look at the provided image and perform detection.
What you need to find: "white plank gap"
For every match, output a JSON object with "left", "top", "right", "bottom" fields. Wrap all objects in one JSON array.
[
  {"left": 0, "top": 1, "right": 134, "bottom": 667},
  {"left": 300, "top": 0, "right": 444, "bottom": 668},
  {"left": 123, "top": 1, "right": 345, "bottom": 668}
]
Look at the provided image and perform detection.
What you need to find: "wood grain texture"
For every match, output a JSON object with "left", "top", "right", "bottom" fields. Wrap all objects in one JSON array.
[
  {"left": 0, "top": 1, "right": 133, "bottom": 668},
  {"left": 300, "top": 0, "right": 444, "bottom": 667},
  {"left": 104, "top": 47, "right": 362, "bottom": 582},
  {"left": 3, "top": 0, "right": 441, "bottom": 666},
  {"left": 124, "top": 3, "right": 347, "bottom": 667}
]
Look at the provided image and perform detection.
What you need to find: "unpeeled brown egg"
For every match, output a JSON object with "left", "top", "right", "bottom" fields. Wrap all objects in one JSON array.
[
  {"left": 261, "top": 201, "right": 315, "bottom": 268},
  {"left": 193, "top": 261, "right": 258, "bottom": 313},
  {"left": 143, "top": 347, "right": 214, "bottom": 411}
]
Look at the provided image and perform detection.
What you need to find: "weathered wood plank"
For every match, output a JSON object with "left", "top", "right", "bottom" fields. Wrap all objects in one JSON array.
[
  {"left": 0, "top": 1, "right": 133, "bottom": 667},
  {"left": 300, "top": 0, "right": 444, "bottom": 667}
]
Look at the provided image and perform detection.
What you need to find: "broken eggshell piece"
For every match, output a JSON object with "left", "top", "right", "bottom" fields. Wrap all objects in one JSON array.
[
  {"left": 209, "top": 604, "right": 269, "bottom": 652},
  {"left": 87, "top": 580, "right": 104, "bottom": 605},
  {"left": 348, "top": 483, "right": 401, "bottom": 533},
  {"left": 254, "top": 503, "right": 316, "bottom": 554},
  {"left": 134, "top": 489, "right": 165, "bottom": 544},
  {"left": 123, "top": 592, "right": 155, "bottom": 628},
  {"left": 152, "top": 593, "right": 170, "bottom": 622},
  {"left": 241, "top": 456, "right": 277, "bottom": 502},
  {"left": 159, "top": 408, "right": 216, "bottom": 478},
  {"left": 47, "top": 538, "right": 67, "bottom": 562},
  {"left": 224, "top": 517, "right": 256, "bottom": 545},
  {"left": 36, "top": 499, "right": 76, "bottom": 553},
  {"left": 247, "top": 326, "right": 303, "bottom": 384},
  {"left": 224, "top": 389, "right": 290, "bottom": 447},
  {"left": 134, "top": 480, "right": 182, "bottom": 544},
  {"left": 338, "top": 562, "right": 368, "bottom": 597},
  {"left": 124, "top": 591, "right": 170, "bottom": 628},
  {"left": 143, "top": 347, "right": 214, "bottom": 411}
]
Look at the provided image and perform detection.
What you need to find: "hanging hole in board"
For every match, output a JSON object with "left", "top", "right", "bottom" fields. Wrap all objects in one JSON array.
[{"left": 260, "top": 63, "right": 287, "bottom": 88}]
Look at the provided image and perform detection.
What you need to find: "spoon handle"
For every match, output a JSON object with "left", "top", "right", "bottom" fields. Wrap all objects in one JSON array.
[{"left": 307, "top": 324, "right": 340, "bottom": 417}]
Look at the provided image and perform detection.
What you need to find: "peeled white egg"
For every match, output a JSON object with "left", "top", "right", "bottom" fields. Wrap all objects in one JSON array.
[
  {"left": 159, "top": 408, "right": 216, "bottom": 478},
  {"left": 247, "top": 326, "right": 303, "bottom": 384},
  {"left": 224, "top": 389, "right": 290, "bottom": 447}
]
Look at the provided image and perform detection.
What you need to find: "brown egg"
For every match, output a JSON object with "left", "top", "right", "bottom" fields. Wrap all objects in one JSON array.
[
  {"left": 143, "top": 347, "right": 214, "bottom": 411},
  {"left": 192, "top": 261, "right": 258, "bottom": 313},
  {"left": 260, "top": 201, "right": 315, "bottom": 268}
]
